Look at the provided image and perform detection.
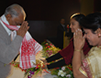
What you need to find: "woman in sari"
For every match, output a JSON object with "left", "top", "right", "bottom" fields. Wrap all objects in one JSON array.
[{"left": 72, "top": 13, "right": 101, "bottom": 78}]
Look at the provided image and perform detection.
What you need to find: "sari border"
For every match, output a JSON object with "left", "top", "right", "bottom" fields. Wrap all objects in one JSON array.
[
  {"left": 86, "top": 58, "right": 95, "bottom": 78},
  {"left": 79, "top": 67, "right": 88, "bottom": 77}
]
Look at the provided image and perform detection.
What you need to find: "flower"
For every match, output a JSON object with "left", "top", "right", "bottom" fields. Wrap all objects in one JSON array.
[
  {"left": 41, "top": 40, "right": 73, "bottom": 78},
  {"left": 55, "top": 67, "right": 59, "bottom": 69},
  {"left": 66, "top": 74, "right": 71, "bottom": 78},
  {"left": 35, "top": 64, "right": 39, "bottom": 69},
  {"left": 29, "top": 71, "right": 34, "bottom": 74},
  {"left": 41, "top": 40, "right": 61, "bottom": 58},
  {"left": 61, "top": 72, "right": 66, "bottom": 77},
  {"left": 61, "top": 66, "right": 65, "bottom": 70},
  {"left": 58, "top": 70, "right": 66, "bottom": 77},
  {"left": 28, "top": 75, "right": 31, "bottom": 78}
]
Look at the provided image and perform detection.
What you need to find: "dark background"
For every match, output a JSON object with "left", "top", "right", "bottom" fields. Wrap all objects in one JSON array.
[{"left": 0, "top": 0, "right": 101, "bottom": 44}]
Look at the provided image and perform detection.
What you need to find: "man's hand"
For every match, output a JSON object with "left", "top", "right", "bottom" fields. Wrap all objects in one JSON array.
[{"left": 17, "top": 21, "right": 29, "bottom": 38}]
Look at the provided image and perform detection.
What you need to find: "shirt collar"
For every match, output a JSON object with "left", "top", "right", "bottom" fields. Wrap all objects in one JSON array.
[
  {"left": 0, "top": 15, "right": 20, "bottom": 35},
  {"left": 0, "top": 15, "right": 11, "bottom": 35}
]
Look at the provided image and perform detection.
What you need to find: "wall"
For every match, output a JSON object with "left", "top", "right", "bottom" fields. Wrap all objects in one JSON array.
[
  {"left": 0, "top": 0, "right": 80, "bottom": 43},
  {"left": 80, "top": 0, "right": 94, "bottom": 15}
]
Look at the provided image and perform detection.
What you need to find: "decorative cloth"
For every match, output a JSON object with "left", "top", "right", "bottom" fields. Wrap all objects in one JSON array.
[
  {"left": 79, "top": 46, "right": 101, "bottom": 78},
  {"left": 0, "top": 15, "right": 43, "bottom": 69}
]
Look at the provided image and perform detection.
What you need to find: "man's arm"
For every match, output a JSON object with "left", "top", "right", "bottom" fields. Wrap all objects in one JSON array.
[
  {"left": 0, "top": 21, "right": 29, "bottom": 64},
  {"left": 0, "top": 35, "right": 23, "bottom": 64}
]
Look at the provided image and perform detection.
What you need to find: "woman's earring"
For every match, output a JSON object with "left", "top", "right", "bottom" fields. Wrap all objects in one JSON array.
[{"left": 98, "top": 34, "right": 101, "bottom": 38}]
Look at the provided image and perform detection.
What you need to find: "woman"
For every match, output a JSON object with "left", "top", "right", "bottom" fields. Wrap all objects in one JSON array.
[
  {"left": 42, "top": 13, "right": 91, "bottom": 69},
  {"left": 72, "top": 13, "right": 101, "bottom": 78}
]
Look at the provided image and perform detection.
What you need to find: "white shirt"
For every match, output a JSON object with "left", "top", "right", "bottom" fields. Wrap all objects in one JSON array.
[{"left": 0, "top": 15, "right": 11, "bottom": 36}]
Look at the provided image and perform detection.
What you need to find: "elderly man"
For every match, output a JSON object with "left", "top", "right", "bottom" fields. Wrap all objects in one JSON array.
[{"left": 0, "top": 4, "right": 31, "bottom": 78}]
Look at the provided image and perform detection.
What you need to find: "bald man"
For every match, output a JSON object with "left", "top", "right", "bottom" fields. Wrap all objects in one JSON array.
[{"left": 0, "top": 4, "right": 29, "bottom": 78}]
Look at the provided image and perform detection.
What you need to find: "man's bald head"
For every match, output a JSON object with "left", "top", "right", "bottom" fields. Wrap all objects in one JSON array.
[
  {"left": 4, "top": 4, "right": 26, "bottom": 26},
  {"left": 4, "top": 4, "right": 26, "bottom": 18}
]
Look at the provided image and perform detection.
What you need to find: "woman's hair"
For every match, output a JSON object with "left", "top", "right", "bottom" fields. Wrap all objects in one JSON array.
[
  {"left": 81, "top": 12, "right": 101, "bottom": 33},
  {"left": 70, "top": 13, "right": 85, "bottom": 26},
  {"left": 70, "top": 13, "right": 85, "bottom": 33}
]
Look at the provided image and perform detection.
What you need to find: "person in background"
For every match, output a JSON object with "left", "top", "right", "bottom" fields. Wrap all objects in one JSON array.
[
  {"left": 42, "top": 13, "right": 91, "bottom": 70},
  {"left": 72, "top": 12, "right": 101, "bottom": 78},
  {"left": 57, "top": 18, "right": 70, "bottom": 49}
]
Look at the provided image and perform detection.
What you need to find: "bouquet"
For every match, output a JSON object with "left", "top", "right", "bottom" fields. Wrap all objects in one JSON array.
[
  {"left": 41, "top": 40, "right": 61, "bottom": 58},
  {"left": 41, "top": 40, "right": 73, "bottom": 78},
  {"left": 10, "top": 59, "right": 43, "bottom": 78},
  {"left": 50, "top": 65, "right": 73, "bottom": 78},
  {"left": 10, "top": 39, "right": 73, "bottom": 78}
]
